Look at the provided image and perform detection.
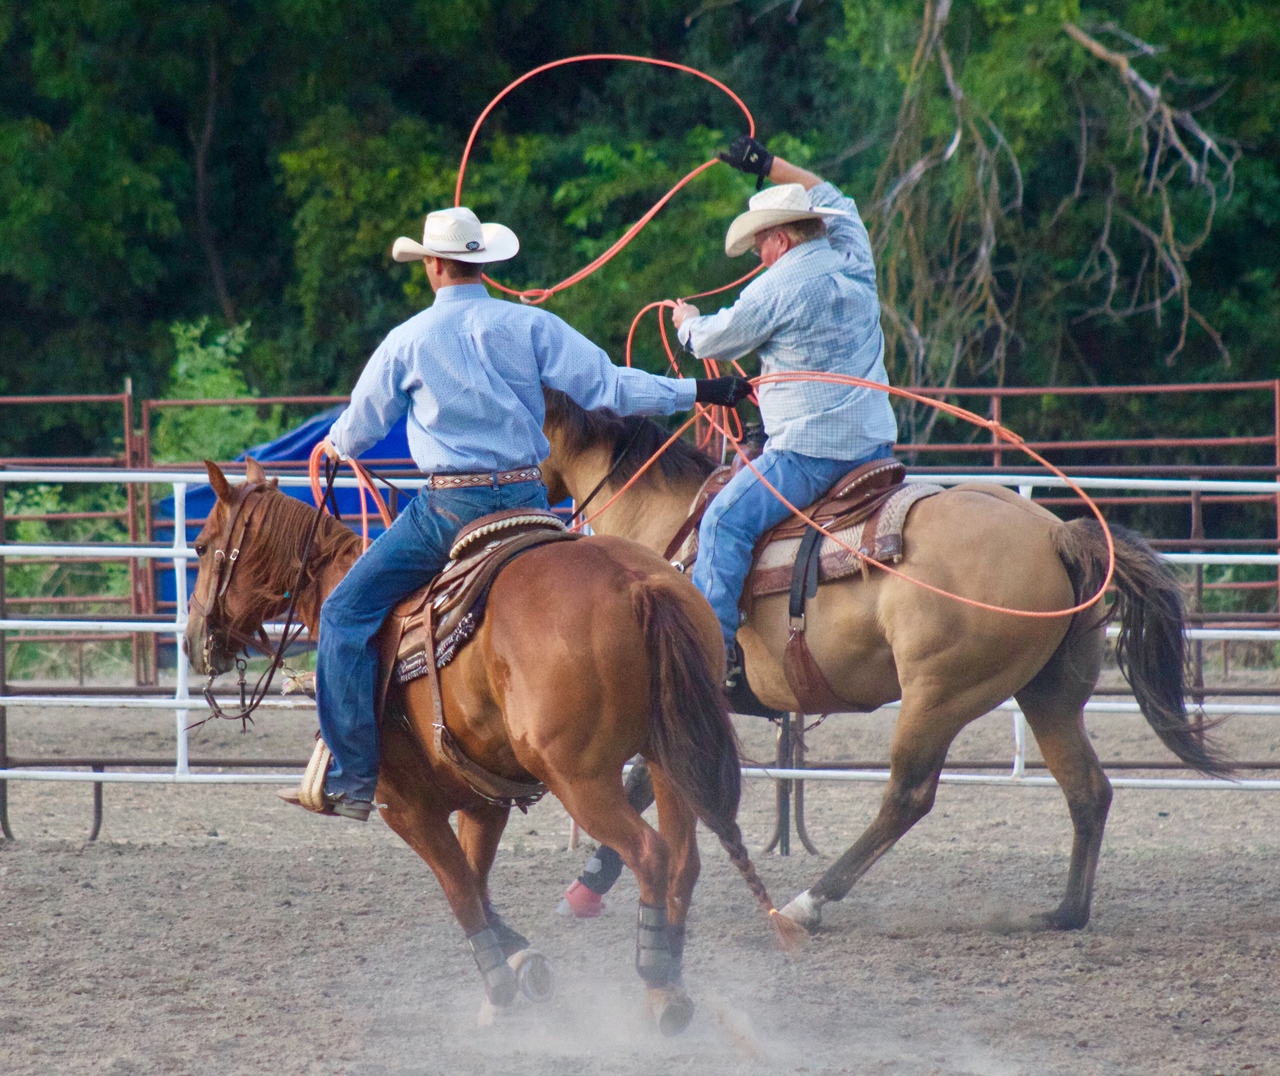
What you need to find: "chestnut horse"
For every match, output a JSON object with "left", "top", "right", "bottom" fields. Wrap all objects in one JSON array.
[
  {"left": 540, "top": 390, "right": 1229, "bottom": 933},
  {"left": 184, "top": 459, "right": 798, "bottom": 1034}
]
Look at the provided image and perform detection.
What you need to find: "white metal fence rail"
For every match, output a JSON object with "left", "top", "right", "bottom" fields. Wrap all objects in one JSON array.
[{"left": 1, "top": 468, "right": 1277, "bottom": 791}]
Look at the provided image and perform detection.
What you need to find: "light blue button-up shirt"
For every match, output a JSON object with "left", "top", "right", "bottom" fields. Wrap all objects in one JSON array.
[
  {"left": 677, "top": 181, "right": 898, "bottom": 460},
  {"left": 329, "top": 283, "right": 698, "bottom": 473}
]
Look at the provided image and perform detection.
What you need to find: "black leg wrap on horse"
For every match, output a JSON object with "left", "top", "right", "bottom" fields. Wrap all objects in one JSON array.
[
  {"left": 635, "top": 902, "right": 678, "bottom": 988},
  {"left": 580, "top": 846, "right": 624, "bottom": 895},
  {"left": 484, "top": 901, "right": 530, "bottom": 957},
  {"left": 467, "top": 927, "right": 518, "bottom": 1005},
  {"left": 579, "top": 757, "right": 655, "bottom": 897}
]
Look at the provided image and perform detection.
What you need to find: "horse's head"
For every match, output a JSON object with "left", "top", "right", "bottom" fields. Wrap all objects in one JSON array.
[{"left": 184, "top": 458, "right": 282, "bottom": 677}]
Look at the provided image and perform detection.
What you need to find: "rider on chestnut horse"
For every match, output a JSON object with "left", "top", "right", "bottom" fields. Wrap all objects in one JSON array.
[
  {"left": 561, "top": 137, "right": 899, "bottom": 915},
  {"left": 282, "top": 205, "right": 751, "bottom": 821}
]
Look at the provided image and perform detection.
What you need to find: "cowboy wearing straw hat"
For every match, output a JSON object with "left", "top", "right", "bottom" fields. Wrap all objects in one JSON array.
[
  {"left": 293, "top": 206, "right": 751, "bottom": 820},
  {"left": 673, "top": 138, "right": 898, "bottom": 693}
]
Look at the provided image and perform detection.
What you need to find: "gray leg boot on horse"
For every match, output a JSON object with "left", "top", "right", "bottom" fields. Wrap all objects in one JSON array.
[{"left": 636, "top": 901, "right": 694, "bottom": 1037}]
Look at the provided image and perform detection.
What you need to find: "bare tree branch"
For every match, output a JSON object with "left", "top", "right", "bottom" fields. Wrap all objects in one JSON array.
[{"left": 189, "top": 41, "right": 236, "bottom": 325}]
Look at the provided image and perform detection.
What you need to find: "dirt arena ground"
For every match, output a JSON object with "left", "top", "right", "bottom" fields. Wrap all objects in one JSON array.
[{"left": 1, "top": 679, "right": 1278, "bottom": 1076}]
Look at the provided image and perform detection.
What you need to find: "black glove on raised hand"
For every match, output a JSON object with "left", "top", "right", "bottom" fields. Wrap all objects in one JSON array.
[
  {"left": 718, "top": 134, "right": 774, "bottom": 190},
  {"left": 695, "top": 376, "right": 753, "bottom": 407}
]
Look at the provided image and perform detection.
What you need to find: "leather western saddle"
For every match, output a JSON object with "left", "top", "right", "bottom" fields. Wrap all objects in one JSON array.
[
  {"left": 665, "top": 457, "right": 943, "bottom": 716},
  {"left": 377, "top": 508, "right": 580, "bottom": 810}
]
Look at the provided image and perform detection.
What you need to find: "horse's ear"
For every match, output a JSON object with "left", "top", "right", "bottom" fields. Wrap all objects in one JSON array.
[
  {"left": 244, "top": 457, "right": 277, "bottom": 488},
  {"left": 204, "top": 460, "right": 233, "bottom": 501}
]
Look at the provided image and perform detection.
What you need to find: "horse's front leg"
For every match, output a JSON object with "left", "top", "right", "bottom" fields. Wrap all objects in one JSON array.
[
  {"left": 376, "top": 740, "right": 517, "bottom": 1010},
  {"left": 456, "top": 804, "right": 556, "bottom": 1004}
]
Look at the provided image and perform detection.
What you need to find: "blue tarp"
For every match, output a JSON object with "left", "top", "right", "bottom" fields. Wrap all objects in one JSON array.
[{"left": 153, "top": 407, "right": 417, "bottom": 605}]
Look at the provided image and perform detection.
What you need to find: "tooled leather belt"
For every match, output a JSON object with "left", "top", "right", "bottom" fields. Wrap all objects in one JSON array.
[{"left": 427, "top": 466, "right": 542, "bottom": 490}]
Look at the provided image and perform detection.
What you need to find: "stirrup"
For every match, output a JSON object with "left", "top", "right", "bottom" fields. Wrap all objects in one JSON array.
[{"left": 275, "top": 736, "right": 333, "bottom": 813}]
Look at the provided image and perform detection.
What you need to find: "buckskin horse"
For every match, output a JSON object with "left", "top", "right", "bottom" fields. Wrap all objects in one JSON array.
[
  {"left": 184, "top": 458, "right": 800, "bottom": 1034},
  {"left": 539, "top": 389, "right": 1229, "bottom": 933}
]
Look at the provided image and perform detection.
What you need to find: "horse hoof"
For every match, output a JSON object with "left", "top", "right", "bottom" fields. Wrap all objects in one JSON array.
[
  {"left": 477, "top": 997, "right": 502, "bottom": 1027},
  {"left": 1029, "top": 908, "right": 1089, "bottom": 932},
  {"left": 556, "top": 880, "right": 603, "bottom": 919},
  {"left": 509, "top": 948, "right": 555, "bottom": 1003},
  {"left": 481, "top": 962, "right": 518, "bottom": 1009},
  {"left": 648, "top": 983, "right": 694, "bottom": 1037},
  {"left": 779, "top": 889, "right": 823, "bottom": 933}
]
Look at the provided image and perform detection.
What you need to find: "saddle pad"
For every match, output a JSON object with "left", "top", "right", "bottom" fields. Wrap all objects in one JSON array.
[
  {"left": 749, "top": 483, "right": 943, "bottom": 599},
  {"left": 669, "top": 458, "right": 910, "bottom": 569}
]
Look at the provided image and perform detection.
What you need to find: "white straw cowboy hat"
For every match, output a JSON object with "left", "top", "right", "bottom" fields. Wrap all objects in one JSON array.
[
  {"left": 723, "top": 182, "right": 851, "bottom": 258},
  {"left": 391, "top": 206, "right": 519, "bottom": 264}
]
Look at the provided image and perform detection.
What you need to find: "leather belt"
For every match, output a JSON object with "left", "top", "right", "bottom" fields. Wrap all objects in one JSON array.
[{"left": 427, "top": 466, "right": 542, "bottom": 490}]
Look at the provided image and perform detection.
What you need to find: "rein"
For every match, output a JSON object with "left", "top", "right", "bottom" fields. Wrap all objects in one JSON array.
[{"left": 194, "top": 461, "right": 340, "bottom": 730}]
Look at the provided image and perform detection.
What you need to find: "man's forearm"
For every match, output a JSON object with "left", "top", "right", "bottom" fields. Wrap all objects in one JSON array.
[{"left": 769, "top": 156, "right": 822, "bottom": 191}]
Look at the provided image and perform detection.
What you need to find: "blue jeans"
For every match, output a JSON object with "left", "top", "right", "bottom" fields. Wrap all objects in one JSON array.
[
  {"left": 317, "top": 478, "right": 550, "bottom": 800},
  {"left": 691, "top": 445, "right": 895, "bottom": 647}
]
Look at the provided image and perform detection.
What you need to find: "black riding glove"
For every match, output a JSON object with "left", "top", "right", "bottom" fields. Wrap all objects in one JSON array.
[
  {"left": 718, "top": 134, "right": 774, "bottom": 190},
  {"left": 695, "top": 376, "right": 753, "bottom": 407}
]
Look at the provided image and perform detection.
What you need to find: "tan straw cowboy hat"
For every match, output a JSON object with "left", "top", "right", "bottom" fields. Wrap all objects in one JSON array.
[
  {"left": 392, "top": 206, "right": 519, "bottom": 264},
  {"left": 723, "top": 182, "right": 851, "bottom": 258}
]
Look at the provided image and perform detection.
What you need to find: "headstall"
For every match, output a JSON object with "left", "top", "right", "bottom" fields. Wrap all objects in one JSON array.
[{"left": 192, "top": 462, "right": 337, "bottom": 730}]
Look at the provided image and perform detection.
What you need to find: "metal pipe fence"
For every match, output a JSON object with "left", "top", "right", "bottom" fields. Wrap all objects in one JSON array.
[
  {"left": 0, "top": 469, "right": 1276, "bottom": 797},
  {"left": 2, "top": 377, "right": 1279, "bottom": 842}
]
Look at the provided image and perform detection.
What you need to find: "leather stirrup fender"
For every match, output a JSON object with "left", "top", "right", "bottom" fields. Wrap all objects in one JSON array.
[{"left": 781, "top": 523, "right": 849, "bottom": 716}]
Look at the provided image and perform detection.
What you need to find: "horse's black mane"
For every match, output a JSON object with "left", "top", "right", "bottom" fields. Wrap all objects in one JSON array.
[{"left": 543, "top": 388, "right": 717, "bottom": 487}]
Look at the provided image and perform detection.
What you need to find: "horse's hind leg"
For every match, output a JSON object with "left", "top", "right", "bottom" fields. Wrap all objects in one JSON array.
[
  {"left": 1018, "top": 704, "right": 1111, "bottom": 929},
  {"left": 639, "top": 761, "right": 700, "bottom": 1035},
  {"left": 781, "top": 693, "right": 964, "bottom": 932},
  {"left": 554, "top": 776, "right": 695, "bottom": 1030},
  {"left": 1015, "top": 625, "right": 1112, "bottom": 930},
  {"left": 648, "top": 762, "right": 700, "bottom": 940}
]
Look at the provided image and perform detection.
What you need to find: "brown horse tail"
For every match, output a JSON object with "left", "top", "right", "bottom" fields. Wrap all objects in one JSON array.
[
  {"left": 631, "top": 580, "right": 806, "bottom": 949},
  {"left": 1055, "top": 519, "right": 1231, "bottom": 777}
]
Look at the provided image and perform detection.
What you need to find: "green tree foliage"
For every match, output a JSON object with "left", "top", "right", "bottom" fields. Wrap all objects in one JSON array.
[
  {"left": 151, "top": 318, "right": 281, "bottom": 462},
  {"left": 0, "top": 0, "right": 1276, "bottom": 464}
]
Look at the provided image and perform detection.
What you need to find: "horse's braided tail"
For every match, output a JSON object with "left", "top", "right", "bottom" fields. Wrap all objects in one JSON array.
[
  {"left": 1056, "top": 519, "right": 1231, "bottom": 777},
  {"left": 632, "top": 579, "right": 806, "bottom": 950}
]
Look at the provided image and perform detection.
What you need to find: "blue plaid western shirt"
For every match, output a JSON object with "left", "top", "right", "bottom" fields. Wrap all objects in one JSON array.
[
  {"left": 677, "top": 181, "right": 898, "bottom": 460},
  {"left": 329, "top": 283, "right": 697, "bottom": 472}
]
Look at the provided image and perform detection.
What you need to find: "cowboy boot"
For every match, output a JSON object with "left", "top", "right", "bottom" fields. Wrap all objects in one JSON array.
[{"left": 724, "top": 640, "right": 786, "bottom": 720}]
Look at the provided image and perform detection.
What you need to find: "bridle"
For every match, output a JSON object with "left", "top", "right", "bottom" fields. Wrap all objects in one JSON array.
[{"left": 191, "top": 463, "right": 337, "bottom": 729}]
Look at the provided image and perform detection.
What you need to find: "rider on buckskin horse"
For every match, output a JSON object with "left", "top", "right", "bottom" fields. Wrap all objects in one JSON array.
[
  {"left": 560, "top": 138, "right": 899, "bottom": 917},
  {"left": 282, "top": 205, "right": 751, "bottom": 821}
]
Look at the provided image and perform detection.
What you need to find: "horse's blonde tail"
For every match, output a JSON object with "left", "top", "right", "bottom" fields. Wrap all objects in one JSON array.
[{"left": 631, "top": 579, "right": 805, "bottom": 950}]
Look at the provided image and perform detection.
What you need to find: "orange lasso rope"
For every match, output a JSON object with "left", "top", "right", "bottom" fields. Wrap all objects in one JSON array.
[
  {"left": 308, "top": 442, "right": 394, "bottom": 553},
  {"left": 453, "top": 54, "right": 1115, "bottom": 620},
  {"left": 455, "top": 54, "right": 759, "bottom": 306}
]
